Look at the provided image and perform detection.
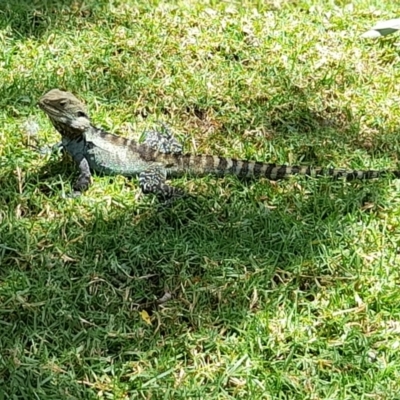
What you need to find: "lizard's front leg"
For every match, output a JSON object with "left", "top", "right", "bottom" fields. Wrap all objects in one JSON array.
[
  {"left": 71, "top": 156, "right": 92, "bottom": 196},
  {"left": 39, "top": 141, "right": 64, "bottom": 156},
  {"left": 139, "top": 167, "right": 184, "bottom": 199},
  {"left": 26, "top": 140, "right": 64, "bottom": 157}
]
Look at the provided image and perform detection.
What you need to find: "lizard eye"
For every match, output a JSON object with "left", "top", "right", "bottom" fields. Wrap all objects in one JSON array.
[{"left": 77, "top": 111, "right": 88, "bottom": 118}]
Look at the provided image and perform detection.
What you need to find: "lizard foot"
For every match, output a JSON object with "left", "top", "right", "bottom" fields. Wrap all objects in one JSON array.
[
  {"left": 39, "top": 141, "right": 64, "bottom": 156},
  {"left": 139, "top": 168, "right": 184, "bottom": 199},
  {"left": 142, "top": 123, "right": 183, "bottom": 154}
]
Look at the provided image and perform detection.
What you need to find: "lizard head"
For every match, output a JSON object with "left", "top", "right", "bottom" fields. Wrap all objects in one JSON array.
[{"left": 38, "top": 89, "right": 91, "bottom": 139}]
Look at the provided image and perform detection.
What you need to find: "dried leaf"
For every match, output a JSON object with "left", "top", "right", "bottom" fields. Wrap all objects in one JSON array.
[{"left": 139, "top": 310, "right": 152, "bottom": 325}]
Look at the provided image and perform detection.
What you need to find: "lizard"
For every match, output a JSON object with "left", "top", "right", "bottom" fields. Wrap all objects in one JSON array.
[{"left": 38, "top": 88, "right": 400, "bottom": 198}]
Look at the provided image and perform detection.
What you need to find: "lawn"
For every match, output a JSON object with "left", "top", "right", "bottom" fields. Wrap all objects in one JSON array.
[{"left": 1, "top": 0, "right": 400, "bottom": 398}]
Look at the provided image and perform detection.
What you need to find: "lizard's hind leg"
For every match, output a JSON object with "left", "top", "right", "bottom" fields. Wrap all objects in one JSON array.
[
  {"left": 142, "top": 123, "right": 183, "bottom": 154},
  {"left": 139, "top": 167, "right": 184, "bottom": 199}
]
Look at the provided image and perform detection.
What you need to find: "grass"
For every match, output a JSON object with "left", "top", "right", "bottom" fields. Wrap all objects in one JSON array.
[{"left": 1, "top": 0, "right": 400, "bottom": 398}]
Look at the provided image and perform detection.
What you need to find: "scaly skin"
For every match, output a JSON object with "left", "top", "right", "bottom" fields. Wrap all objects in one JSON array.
[{"left": 38, "top": 88, "right": 400, "bottom": 197}]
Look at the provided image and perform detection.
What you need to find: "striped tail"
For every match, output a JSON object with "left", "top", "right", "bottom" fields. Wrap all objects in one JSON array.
[{"left": 165, "top": 154, "right": 400, "bottom": 181}]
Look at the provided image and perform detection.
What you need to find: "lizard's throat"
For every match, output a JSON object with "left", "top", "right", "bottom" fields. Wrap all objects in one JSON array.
[{"left": 51, "top": 119, "right": 84, "bottom": 140}]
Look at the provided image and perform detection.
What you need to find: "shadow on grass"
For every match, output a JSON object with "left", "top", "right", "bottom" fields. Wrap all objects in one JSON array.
[{"left": 0, "top": 153, "right": 396, "bottom": 397}]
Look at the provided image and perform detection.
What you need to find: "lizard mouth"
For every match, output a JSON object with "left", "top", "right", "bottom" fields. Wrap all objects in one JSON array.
[
  {"left": 37, "top": 100, "right": 52, "bottom": 114},
  {"left": 37, "top": 95, "right": 47, "bottom": 108},
  {"left": 37, "top": 101, "right": 62, "bottom": 120},
  {"left": 37, "top": 97, "right": 57, "bottom": 112}
]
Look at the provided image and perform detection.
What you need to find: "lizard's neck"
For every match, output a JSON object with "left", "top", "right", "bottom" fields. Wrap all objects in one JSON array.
[
  {"left": 51, "top": 119, "right": 91, "bottom": 140},
  {"left": 52, "top": 122, "right": 82, "bottom": 140}
]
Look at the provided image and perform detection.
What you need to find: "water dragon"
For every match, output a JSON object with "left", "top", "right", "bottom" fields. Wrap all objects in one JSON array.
[{"left": 38, "top": 89, "right": 400, "bottom": 198}]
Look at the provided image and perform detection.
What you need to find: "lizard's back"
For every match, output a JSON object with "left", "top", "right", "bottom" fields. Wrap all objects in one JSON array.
[{"left": 85, "top": 128, "right": 153, "bottom": 176}]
